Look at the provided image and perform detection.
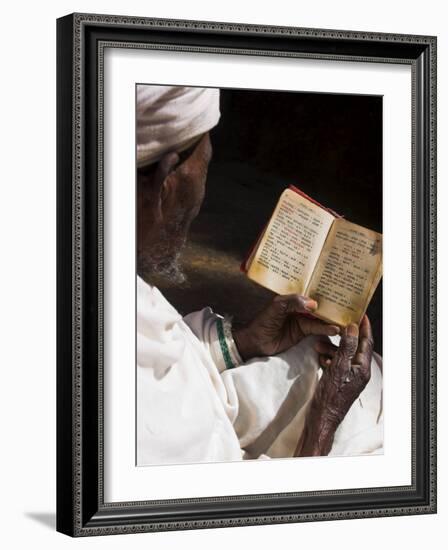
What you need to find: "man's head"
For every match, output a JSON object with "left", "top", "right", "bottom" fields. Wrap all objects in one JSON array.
[{"left": 136, "top": 86, "right": 219, "bottom": 283}]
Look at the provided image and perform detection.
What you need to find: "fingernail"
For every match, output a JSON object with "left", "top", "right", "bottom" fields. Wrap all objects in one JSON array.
[
  {"left": 347, "top": 323, "right": 359, "bottom": 337},
  {"left": 325, "top": 358, "right": 331, "bottom": 366},
  {"left": 329, "top": 326, "right": 340, "bottom": 335},
  {"left": 306, "top": 299, "right": 318, "bottom": 311}
]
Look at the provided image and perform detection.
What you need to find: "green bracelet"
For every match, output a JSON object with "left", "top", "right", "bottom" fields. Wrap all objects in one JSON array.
[{"left": 216, "top": 318, "right": 236, "bottom": 370}]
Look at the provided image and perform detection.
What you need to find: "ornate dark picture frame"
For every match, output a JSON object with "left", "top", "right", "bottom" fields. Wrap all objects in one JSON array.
[{"left": 56, "top": 13, "right": 437, "bottom": 537}]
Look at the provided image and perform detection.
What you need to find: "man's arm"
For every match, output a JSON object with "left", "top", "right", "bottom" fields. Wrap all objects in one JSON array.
[
  {"left": 295, "top": 316, "right": 374, "bottom": 457},
  {"left": 185, "top": 293, "right": 341, "bottom": 372}
]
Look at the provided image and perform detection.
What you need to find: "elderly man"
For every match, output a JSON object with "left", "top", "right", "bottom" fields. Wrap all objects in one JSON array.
[{"left": 137, "top": 85, "right": 383, "bottom": 465}]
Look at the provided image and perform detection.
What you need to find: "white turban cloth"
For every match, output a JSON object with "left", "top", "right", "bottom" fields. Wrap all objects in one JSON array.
[{"left": 136, "top": 85, "right": 221, "bottom": 168}]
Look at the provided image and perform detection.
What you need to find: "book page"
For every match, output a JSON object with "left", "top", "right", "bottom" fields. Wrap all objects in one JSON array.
[
  {"left": 306, "top": 219, "right": 382, "bottom": 326},
  {"left": 246, "top": 189, "right": 335, "bottom": 295}
]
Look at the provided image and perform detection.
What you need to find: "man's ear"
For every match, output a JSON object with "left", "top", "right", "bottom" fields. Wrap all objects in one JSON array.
[{"left": 151, "top": 152, "right": 180, "bottom": 200}]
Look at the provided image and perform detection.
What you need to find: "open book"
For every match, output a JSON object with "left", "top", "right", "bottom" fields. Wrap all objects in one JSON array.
[{"left": 242, "top": 186, "right": 382, "bottom": 327}]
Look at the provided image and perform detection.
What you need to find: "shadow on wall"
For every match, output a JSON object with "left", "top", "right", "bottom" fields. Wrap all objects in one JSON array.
[{"left": 25, "top": 512, "right": 56, "bottom": 531}]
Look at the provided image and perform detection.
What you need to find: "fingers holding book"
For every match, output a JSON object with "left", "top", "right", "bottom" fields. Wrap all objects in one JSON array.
[{"left": 232, "top": 292, "right": 341, "bottom": 361}]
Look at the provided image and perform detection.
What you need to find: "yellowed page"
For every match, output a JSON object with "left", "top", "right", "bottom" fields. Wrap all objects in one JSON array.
[
  {"left": 247, "top": 189, "right": 335, "bottom": 295},
  {"left": 306, "top": 219, "right": 382, "bottom": 326}
]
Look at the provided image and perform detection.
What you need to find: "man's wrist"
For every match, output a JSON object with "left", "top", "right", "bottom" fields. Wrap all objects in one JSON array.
[
  {"left": 297, "top": 411, "right": 339, "bottom": 457},
  {"left": 232, "top": 326, "right": 260, "bottom": 362}
]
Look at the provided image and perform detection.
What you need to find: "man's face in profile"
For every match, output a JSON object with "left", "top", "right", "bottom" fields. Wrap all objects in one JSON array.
[{"left": 137, "top": 132, "right": 213, "bottom": 284}]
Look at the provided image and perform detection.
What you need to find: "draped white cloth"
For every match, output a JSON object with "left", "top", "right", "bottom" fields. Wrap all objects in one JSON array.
[{"left": 137, "top": 275, "right": 383, "bottom": 466}]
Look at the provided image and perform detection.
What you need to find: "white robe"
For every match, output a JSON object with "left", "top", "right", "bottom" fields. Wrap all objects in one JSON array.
[{"left": 137, "top": 276, "right": 383, "bottom": 466}]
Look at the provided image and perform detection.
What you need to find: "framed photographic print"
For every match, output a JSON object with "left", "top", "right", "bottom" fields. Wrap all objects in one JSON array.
[{"left": 56, "top": 13, "right": 437, "bottom": 536}]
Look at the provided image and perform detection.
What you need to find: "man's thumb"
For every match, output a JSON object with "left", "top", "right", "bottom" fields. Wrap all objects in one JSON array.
[{"left": 272, "top": 294, "right": 317, "bottom": 315}]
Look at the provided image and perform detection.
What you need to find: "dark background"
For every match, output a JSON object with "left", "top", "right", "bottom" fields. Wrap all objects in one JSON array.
[{"left": 159, "top": 88, "right": 383, "bottom": 352}]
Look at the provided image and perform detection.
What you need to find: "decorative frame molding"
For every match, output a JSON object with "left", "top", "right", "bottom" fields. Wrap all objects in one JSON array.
[{"left": 56, "top": 13, "right": 437, "bottom": 536}]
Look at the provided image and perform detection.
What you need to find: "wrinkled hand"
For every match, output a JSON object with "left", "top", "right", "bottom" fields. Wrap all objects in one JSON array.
[
  {"left": 297, "top": 315, "right": 374, "bottom": 456},
  {"left": 232, "top": 294, "right": 340, "bottom": 361}
]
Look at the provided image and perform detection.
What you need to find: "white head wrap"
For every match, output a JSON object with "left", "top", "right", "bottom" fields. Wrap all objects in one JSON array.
[{"left": 136, "top": 85, "right": 221, "bottom": 168}]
